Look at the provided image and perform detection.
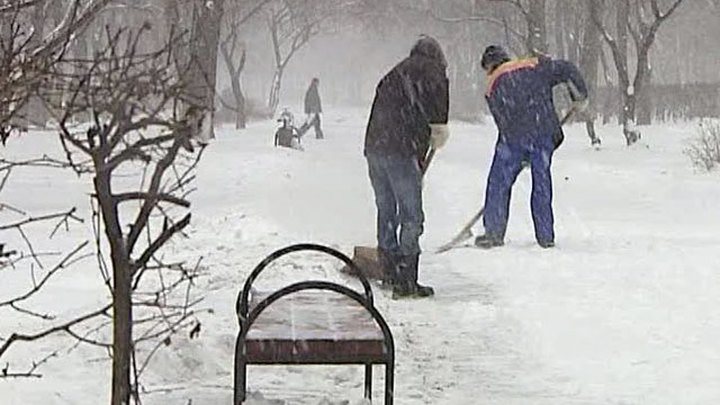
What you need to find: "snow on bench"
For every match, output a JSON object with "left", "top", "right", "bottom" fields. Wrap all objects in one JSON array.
[{"left": 245, "top": 290, "right": 385, "bottom": 363}]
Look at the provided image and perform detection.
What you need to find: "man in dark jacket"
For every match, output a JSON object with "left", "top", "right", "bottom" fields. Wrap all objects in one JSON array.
[
  {"left": 474, "top": 45, "right": 588, "bottom": 249},
  {"left": 364, "top": 35, "right": 450, "bottom": 298},
  {"left": 299, "top": 77, "right": 324, "bottom": 139}
]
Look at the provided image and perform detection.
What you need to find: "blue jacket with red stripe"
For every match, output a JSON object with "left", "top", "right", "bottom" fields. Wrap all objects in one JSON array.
[{"left": 485, "top": 56, "right": 588, "bottom": 146}]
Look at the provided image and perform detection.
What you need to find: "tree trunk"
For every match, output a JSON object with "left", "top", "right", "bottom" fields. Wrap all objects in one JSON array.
[
  {"left": 635, "top": 47, "right": 654, "bottom": 125},
  {"left": 93, "top": 172, "right": 133, "bottom": 405},
  {"left": 231, "top": 76, "right": 246, "bottom": 129},
  {"left": 622, "top": 90, "right": 640, "bottom": 144},
  {"left": 527, "top": 0, "right": 548, "bottom": 54},
  {"left": 72, "top": 31, "right": 91, "bottom": 123},
  {"left": 635, "top": 77, "right": 653, "bottom": 125},
  {"left": 564, "top": 1, "right": 582, "bottom": 64},
  {"left": 164, "top": 0, "right": 185, "bottom": 70},
  {"left": 554, "top": 0, "right": 565, "bottom": 58},
  {"left": 187, "top": 0, "right": 225, "bottom": 141},
  {"left": 18, "top": 0, "right": 48, "bottom": 127},
  {"left": 616, "top": 0, "right": 630, "bottom": 129},
  {"left": 110, "top": 258, "right": 132, "bottom": 405},
  {"left": 1, "top": 14, "right": 12, "bottom": 132},
  {"left": 599, "top": 45, "right": 613, "bottom": 124},
  {"left": 579, "top": 0, "right": 601, "bottom": 145},
  {"left": 220, "top": 37, "right": 247, "bottom": 129},
  {"left": 268, "top": 68, "right": 283, "bottom": 116}
]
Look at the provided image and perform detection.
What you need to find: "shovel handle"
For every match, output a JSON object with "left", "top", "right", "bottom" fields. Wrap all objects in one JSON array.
[
  {"left": 421, "top": 147, "right": 436, "bottom": 177},
  {"left": 559, "top": 106, "right": 577, "bottom": 126}
]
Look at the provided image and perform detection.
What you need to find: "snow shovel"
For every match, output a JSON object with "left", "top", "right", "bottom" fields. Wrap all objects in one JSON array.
[
  {"left": 435, "top": 105, "right": 581, "bottom": 254},
  {"left": 341, "top": 147, "right": 437, "bottom": 281}
]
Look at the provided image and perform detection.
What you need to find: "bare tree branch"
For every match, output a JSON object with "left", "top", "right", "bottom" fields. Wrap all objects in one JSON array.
[
  {"left": 0, "top": 304, "right": 112, "bottom": 362},
  {"left": 0, "top": 208, "right": 82, "bottom": 231},
  {"left": 113, "top": 192, "right": 190, "bottom": 208},
  {"left": 32, "top": 0, "right": 114, "bottom": 60},
  {"left": 0, "top": 0, "right": 43, "bottom": 14},
  {"left": 0, "top": 241, "right": 89, "bottom": 309}
]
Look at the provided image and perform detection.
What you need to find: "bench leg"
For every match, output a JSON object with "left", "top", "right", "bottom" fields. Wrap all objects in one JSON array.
[
  {"left": 234, "top": 356, "right": 247, "bottom": 405},
  {"left": 385, "top": 360, "right": 394, "bottom": 405},
  {"left": 234, "top": 339, "right": 247, "bottom": 405},
  {"left": 364, "top": 364, "right": 372, "bottom": 400}
]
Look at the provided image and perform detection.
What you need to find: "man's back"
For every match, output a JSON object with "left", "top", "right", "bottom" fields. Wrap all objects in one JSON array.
[
  {"left": 364, "top": 52, "right": 448, "bottom": 158},
  {"left": 486, "top": 56, "right": 587, "bottom": 144}
]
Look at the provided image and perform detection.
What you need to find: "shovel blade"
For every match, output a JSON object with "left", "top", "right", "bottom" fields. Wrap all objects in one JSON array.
[{"left": 340, "top": 246, "right": 388, "bottom": 281}]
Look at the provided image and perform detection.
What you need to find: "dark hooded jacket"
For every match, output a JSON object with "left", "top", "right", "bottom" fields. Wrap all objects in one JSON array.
[
  {"left": 364, "top": 37, "right": 449, "bottom": 159},
  {"left": 304, "top": 81, "right": 322, "bottom": 114}
]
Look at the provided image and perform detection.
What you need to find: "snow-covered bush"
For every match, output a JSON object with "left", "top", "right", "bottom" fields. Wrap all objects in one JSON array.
[{"left": 686, "top": 119, "right": 720, "bottom": 171}]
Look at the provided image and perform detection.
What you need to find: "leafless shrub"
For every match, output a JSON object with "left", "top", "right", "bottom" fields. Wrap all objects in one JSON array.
[{"left": 686, "top": 119, "right": 720, "bottom": 172}]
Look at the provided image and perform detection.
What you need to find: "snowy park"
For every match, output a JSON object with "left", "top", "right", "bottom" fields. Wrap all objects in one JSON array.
[
  {"left": 3, "top": 1, "right": 720, "bottom": 405},
  {"left": 4, "top": 110, "right": 720, "bottom": 404}
]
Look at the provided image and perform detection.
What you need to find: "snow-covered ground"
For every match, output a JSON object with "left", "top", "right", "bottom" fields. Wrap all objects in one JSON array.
[{"left": 2, "top": 107, "right": 720, "bottom": 404}]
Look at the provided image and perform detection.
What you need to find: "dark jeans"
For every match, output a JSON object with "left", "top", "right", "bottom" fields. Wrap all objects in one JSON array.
[
  {"left": 483, "top": 137, "right": 555, "bottom": 244},
  {"left": 299, "top": 113, "right": 323, "bottom": 139},
  {"left": 366, "top": 153, "right": 424, "bottom": 258}
]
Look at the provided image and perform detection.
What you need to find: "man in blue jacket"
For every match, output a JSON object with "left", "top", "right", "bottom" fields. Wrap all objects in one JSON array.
[{"left": 475, "top": 45, "right": 588, "bottom": 249}]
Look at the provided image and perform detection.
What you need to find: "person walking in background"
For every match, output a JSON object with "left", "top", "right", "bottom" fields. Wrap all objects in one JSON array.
[
  {"left": 299, "top": 77, "right": 324, "bottom": 139},
  {"left": 364, "top": 35, "right": 449, "bottom": 298},
  {"left": 474, "top": 45, "right": 588, "bottom": 249}
]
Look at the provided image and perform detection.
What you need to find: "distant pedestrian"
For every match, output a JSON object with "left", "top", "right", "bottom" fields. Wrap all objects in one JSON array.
[{"left": 298, "top": 77, "right": 324, "bottom": 139}]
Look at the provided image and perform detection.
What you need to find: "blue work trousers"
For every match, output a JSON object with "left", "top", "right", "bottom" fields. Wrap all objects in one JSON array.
[{"left": 483, "top": 137, "right": 555, "bottom": 244}]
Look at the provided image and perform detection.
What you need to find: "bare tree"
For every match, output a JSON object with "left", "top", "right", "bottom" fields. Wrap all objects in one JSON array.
[
  {"left": 266, "top": 0, "right": 314, "bottom": 114},
  {"left": 577, "top": 0, "right": 602, "bottom": 146},
  {"left": 219, "top": 0, "right": 272, "bottom": 129},
  {"left": 42, "top": 24, "right": 209, "bottom": 404},
  {"left": 265, "top": 0, "right": 344, "bottom": 115},
  {"left": 592, "top": 0, "right": 686, "bottom": 145},
  {"left": 1, "top": 0, "right": 115, "bottom": 138},
  {"left": 184, "top": 0, "right": 225, "bottom": 141},
  {"left": 551, "top": 0, "right": 603, "bottom": 145},
  {"left": 487, "top": 0, "right": 549, "bottom": 54}
]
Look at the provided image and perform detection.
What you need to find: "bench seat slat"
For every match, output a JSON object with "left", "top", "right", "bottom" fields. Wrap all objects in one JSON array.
[{"left": 246, "top": 339, "right": 386, "bottom": 364}]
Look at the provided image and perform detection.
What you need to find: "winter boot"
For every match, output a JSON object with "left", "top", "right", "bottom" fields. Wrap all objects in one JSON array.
[
  {"left": 391, "top": 281, "right": 415, "bottom": 299},
  {"left": 407, "top": 254, "right": 434, "bottom": 297},
  {"left": 391, "top": 255, "right": 415, "bottom": 299},
  {"left": 378, "top": 249, "right": 399, "bottom": 290},
  {"left": 538, "top": 240, "right": 555, "bottom": 249},
  {"left": 474, "top": 234, "right": 504, "bottom": 249},
  {"left": 392, "top": 254, "right": 433, "bottom": 299}
]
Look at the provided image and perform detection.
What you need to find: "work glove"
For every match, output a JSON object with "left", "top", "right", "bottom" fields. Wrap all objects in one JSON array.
[
  {"left": 571, "top": 97, "right": 589, "bottom": 113},
  {"left": 429, "top": 124, "right": 449, "bottom": 149}
]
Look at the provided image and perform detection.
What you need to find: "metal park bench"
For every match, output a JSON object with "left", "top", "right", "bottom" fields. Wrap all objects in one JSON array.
[{"left": 234, "top": 243, "right": 395, "bottom": 404}]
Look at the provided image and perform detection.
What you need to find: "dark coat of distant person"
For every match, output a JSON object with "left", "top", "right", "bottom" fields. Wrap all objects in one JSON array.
[{"left": 304, "top": 79, "right": 322, "bottom": 114}]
